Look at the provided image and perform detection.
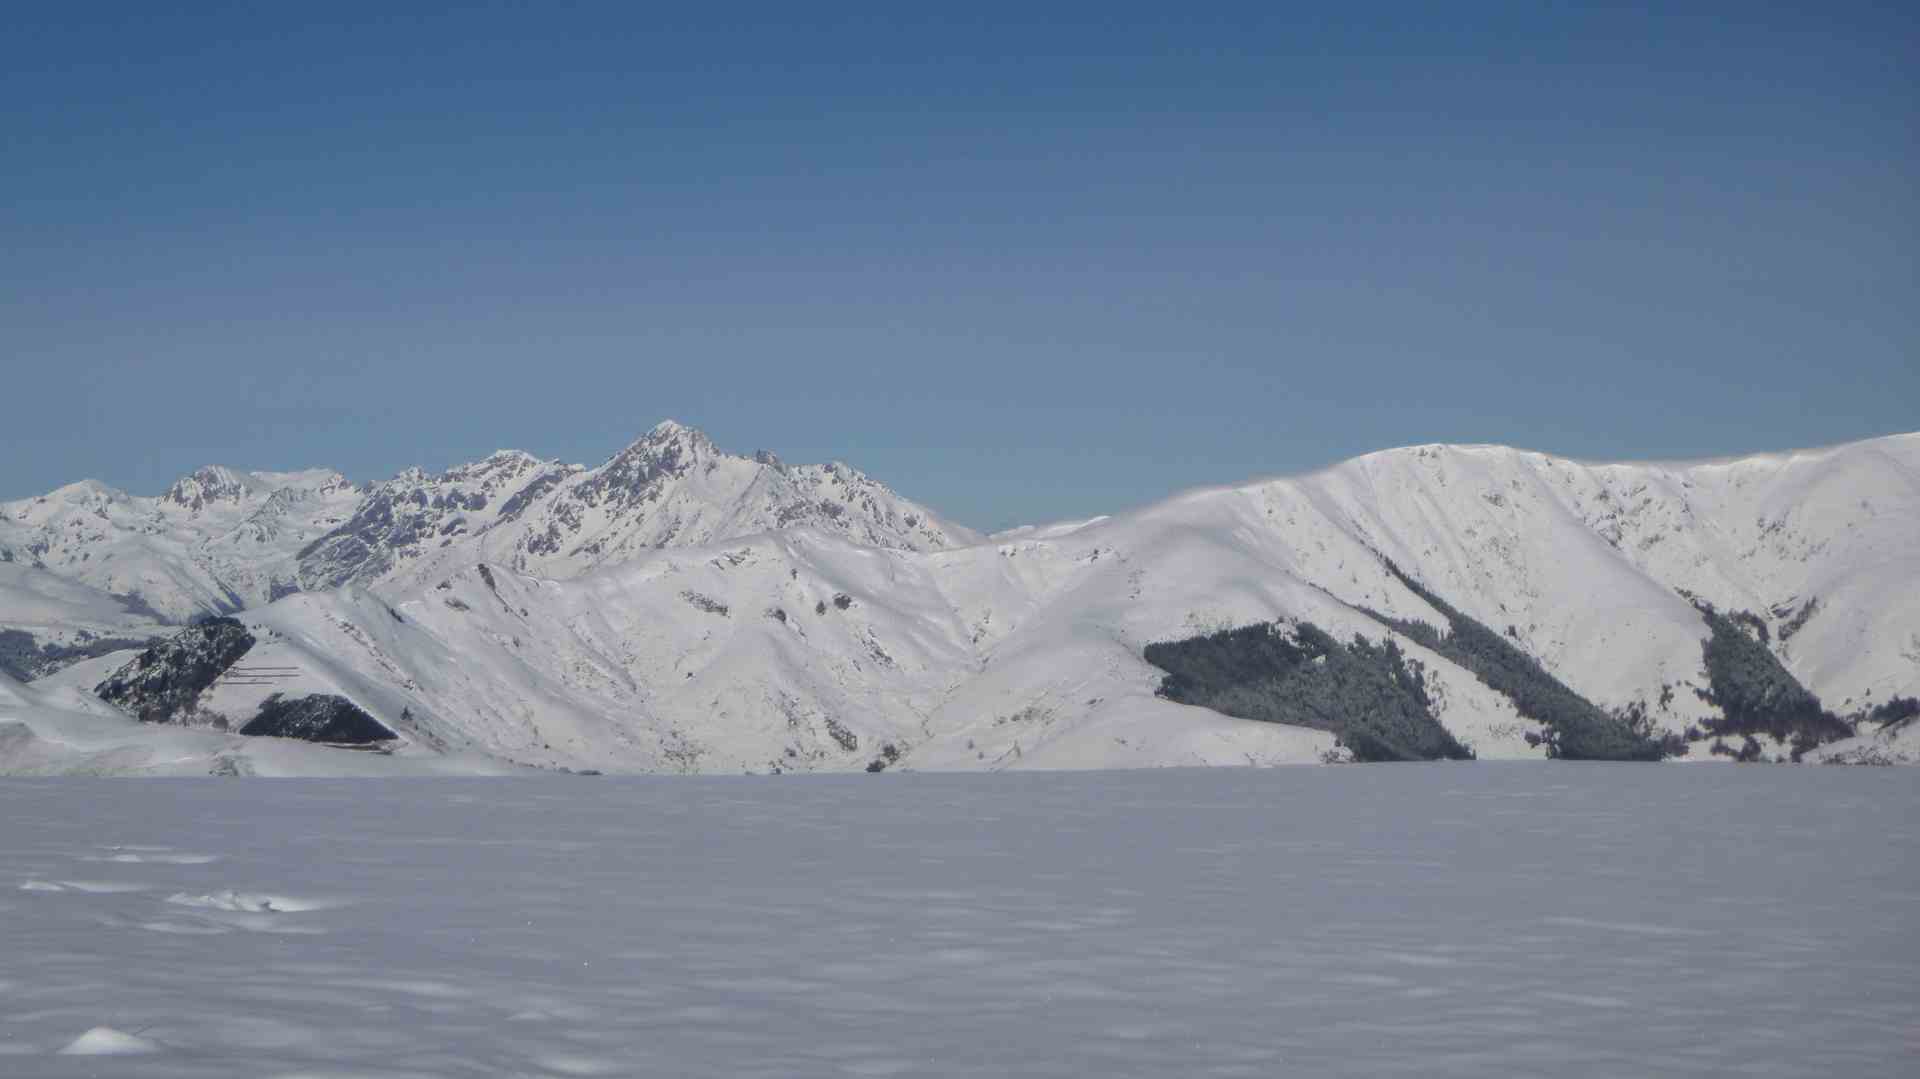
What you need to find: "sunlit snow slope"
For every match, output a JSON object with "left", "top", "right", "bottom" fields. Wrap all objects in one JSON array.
[{"left": 3, "top": 427, "right": 1914, "bottom": 775}]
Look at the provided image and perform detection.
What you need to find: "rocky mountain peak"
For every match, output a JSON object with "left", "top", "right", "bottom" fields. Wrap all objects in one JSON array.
[
  {"left": 164, "top": 466, "right": 253, "bottom": 512},
  {"left": 581, "top": 421, "right": 718, "bottom": 505}
]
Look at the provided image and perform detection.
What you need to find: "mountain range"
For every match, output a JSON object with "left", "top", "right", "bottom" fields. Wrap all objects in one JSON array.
[{"left": 2, "top": 423, "right": 1915, "bottom": 775}]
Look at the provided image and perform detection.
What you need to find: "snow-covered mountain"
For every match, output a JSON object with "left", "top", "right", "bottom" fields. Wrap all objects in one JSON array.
[
  {"left": 3, "top": 426, "right": 1915, "bottom": 775},
  {"left": 0, "top": 466, "right": 361, "bottom": 622},
  {"left": 0, "top": 421, "right": 976, "bottom": 631},
  {"left": 295, "top": 420, "right": 978, "bottom": 594}
]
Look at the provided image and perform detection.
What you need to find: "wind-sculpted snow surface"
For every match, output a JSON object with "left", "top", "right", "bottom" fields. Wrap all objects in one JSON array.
[{"left": 1, "top": 767, "right": 1915, "bottom": 1076}]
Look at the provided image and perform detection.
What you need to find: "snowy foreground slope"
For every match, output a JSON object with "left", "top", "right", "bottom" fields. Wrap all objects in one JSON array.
[
  {"left": 2, "top": 428, "right": 1916, "bottom": 775},
  {"left": 3, "top": 767, "right": 1916, "bottom": 1076}
]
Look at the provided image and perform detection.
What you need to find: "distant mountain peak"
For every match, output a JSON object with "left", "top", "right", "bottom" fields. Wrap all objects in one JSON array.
[{"left": 164, "top": 465, "right": 254, "bottom": 511}]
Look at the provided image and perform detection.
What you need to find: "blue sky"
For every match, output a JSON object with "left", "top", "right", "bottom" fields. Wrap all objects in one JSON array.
[{"left": 4, "top": 3, "right": 1914, "bottom": 529}]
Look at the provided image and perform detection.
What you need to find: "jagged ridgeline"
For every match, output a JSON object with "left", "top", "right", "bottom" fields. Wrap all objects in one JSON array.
[
  {"left": 1144, "top": 622, "right": 1473, "bottom": 762},
  {"left": 1360, "top": 558, "right": 1675, "bottom": 761}
]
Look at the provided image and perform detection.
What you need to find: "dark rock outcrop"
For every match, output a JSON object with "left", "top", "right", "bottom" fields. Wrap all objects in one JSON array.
[
  {"left": 239, "top": 693, "right": 396, "bottom": 744},
  {"left": 94, "top": 618, "right": 256, "bottom": 723}
]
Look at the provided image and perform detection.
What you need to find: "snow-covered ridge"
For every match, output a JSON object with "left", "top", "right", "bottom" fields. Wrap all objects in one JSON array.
[
  {"left": 298, "top": 419, "right": 980, "bottom": 594},
  {"left": 0, "top": 421, "right": 977, "bottom": 622},
  {"left": 3, "top": 428, "right": 1915, "bottom": 775}
]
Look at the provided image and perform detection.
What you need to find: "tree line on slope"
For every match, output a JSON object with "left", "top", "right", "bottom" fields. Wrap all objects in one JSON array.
[
  {"left": 0, "top": 628, "right": 162, "bottom": 683},
  {"left": 1687, "top": 598, "right": 1856, "bottom": 760},
  {"left": 1358, "top": 557, "right": 1679, "bottom": 761},
  {"left": 1145, "top": 621, "right": 1474, "bottom": 762}
]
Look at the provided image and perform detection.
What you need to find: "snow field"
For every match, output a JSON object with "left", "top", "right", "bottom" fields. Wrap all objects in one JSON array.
[{"left": 2, "top": 765, "right": 1915, "bottom": 1076}]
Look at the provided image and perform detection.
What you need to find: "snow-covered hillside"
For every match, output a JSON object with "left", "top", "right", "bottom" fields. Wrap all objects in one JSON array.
[
  {"left": 2, "top": 427, "right": 1914, "bottom": 775},
  {"left": 0, "top": 562, "right": 165, "bottom": 678},
  {"left": 0, "top": 467, "right": 360, "bottom": 622}
]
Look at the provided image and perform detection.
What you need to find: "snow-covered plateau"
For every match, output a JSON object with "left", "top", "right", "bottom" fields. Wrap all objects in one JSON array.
[
  {"left": 2, "top": 766, "right": 1915, "bottom": 1076},
  {"left": 2, "top": 424, "right": 1917, "bottom": 775}
]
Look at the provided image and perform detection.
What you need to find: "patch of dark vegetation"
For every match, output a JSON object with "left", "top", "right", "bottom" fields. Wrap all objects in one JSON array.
[
  {"left": 239, "top": 693, "right": 395, "bottom": 744},
  {"left": 1727, "top": 608, "right": 1770, "bottom": 644},
  {"left": 0, "top": 629, "right": 161, "bottom": 682},
  {"left": 0, "top": 629, "right": 40, "bottom": 681},
  {"left": 1710, "top": 735, "right": 1767, "bottom": 762},
  {"left": 1693, "top": 600, "right": 1851, "bottom": 754},
  {"left": 1145, "top": 621, "right": 1472, "bottom": 762},
  {"left": 679, "top": 590, "right": 729, "bottom": 617},
  {"left": 824, "top": 716, "right": 859, "bottom": 752},
  {"left": 94, "top": 618, "right": 256, "bottom": 723},
  {"left": 865, "top": 742, "right": 902, "bottom": 772},
  {"left": 832, "top": 593, "right": 853, "bottom": 610},
  {"left": 1358, "top": 558, "right": 1675, "bottom": 760},
  {"left": 1776, "top": 596, "right": 1818, "bottom": 642},
  {"left": 1866, "top": 696, "right": 1920, "bottom": 732}
]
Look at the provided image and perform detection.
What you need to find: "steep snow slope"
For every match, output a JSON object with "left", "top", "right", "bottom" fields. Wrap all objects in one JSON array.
[
  {"left": 3, "top": 430, "right": 1912, "bottom": 775},
  {"left": 0, "top": 563, "right": 163, "bottom": 645}
]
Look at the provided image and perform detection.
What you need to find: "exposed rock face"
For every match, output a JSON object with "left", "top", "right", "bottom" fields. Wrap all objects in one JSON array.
[
  {"left": 293, "top": 421, "right": 977, "bottom": 593},
  {"left": 163, "top": 465, "right": 255, "bottom": 513},
  {"left": 4, "top": 422, "right": 973, "bottom": 621},
  {"left": 94, "top": 618, "right": 256, "bottom": 723},
  {"left": 297, "top": 451, "right": 574, "bottom": 591},
  {"left": 239, "top": 693, "right": 395, "bottom": 744}
]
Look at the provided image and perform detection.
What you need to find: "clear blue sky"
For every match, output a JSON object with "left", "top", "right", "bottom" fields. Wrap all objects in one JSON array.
[{"left": 4, "top": 3, "right": 1914, "bottom": 530}]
